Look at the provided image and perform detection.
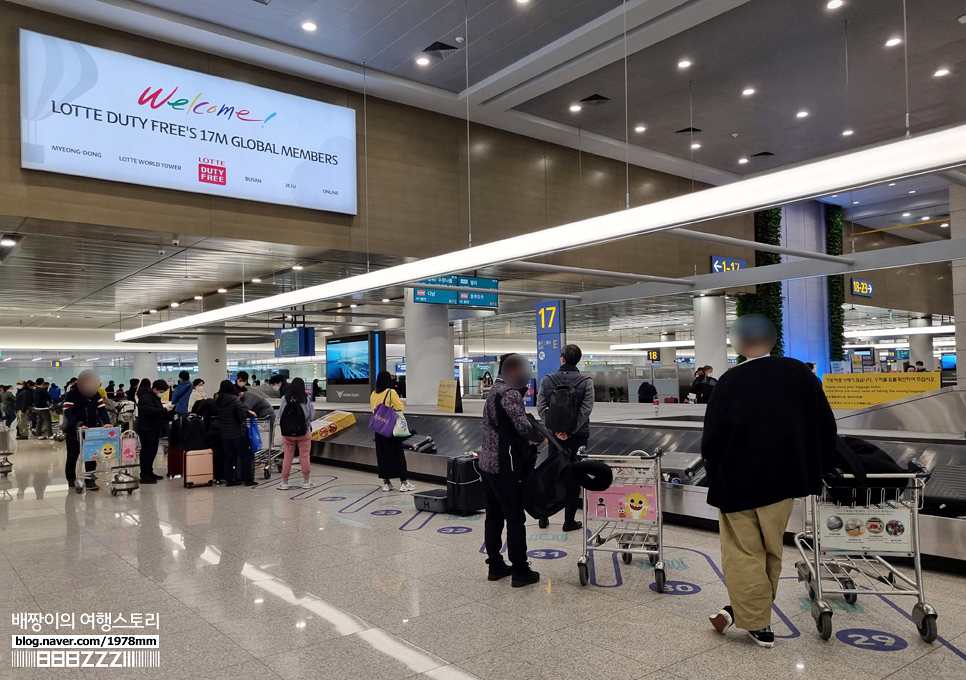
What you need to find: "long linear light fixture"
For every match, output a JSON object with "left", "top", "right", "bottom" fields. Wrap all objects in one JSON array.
[
  {"left": 116, "top": 124, "right": 966, "bottom": 342},
  {"left": 610, "top": 340, "right": 698, "bottom": 350},
  {"left": 844, "top": 324, "right": 955, "bottom": 338}
]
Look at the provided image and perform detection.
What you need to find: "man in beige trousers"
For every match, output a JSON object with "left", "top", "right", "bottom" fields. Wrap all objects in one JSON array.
[{"left": 700, "top": 314, "right": 837, "bottom": 647}]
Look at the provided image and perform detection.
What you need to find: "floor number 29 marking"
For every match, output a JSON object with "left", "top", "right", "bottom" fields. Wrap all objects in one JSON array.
[{"left": 836, "top": 629, "right": 908, "bottom": 652}]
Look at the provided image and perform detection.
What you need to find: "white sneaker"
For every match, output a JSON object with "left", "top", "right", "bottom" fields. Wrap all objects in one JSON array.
[
  {"left": 382, "top": 483, "right": 393, "bottom": 492},
  {"left": 276, "top": 482, "right": 290, "bottom": 490},
  {"left": 399, "top": 482, "right": 416, "bottom": 492},
  {"left": 302, "top": 480, "right": 316, "bottom": 489}
]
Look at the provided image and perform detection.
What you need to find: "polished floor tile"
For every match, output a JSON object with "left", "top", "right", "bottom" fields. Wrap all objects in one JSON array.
[{"left": 0, "top": 440, "right": 964, "bottom": 680}]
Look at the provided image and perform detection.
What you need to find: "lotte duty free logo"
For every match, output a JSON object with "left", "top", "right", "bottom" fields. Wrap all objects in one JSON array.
[{"left": 198, "top": 157, "right": 227, "bottom": 185}]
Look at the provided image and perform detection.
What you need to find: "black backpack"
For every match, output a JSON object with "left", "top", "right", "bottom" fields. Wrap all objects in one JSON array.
[
  {"left": 544, "top": 374, "right": 589, "bottom": 434},
  {"left": 825, "top": 436, "right": 906, "bottom": 504},
  {"left": 279, "top": 400, "right": 307, "bottom": 437}
]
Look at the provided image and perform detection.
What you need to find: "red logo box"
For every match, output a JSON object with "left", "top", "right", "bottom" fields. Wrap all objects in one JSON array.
[{"left": 198, "top": 164, "right": 227, "bottom": 185}]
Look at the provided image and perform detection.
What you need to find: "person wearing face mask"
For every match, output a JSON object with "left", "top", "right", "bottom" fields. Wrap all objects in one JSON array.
[
  {"left": 136, "top": 379, "right": 172, "bottom": 484},
  {"left": 479, "top": 353, "right": 546, "bottom": 588},
  {"left": 62, "top": 369, "right": 112, "bottom": 490}
]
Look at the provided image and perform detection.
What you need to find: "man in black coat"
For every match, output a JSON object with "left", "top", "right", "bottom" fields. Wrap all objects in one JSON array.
[
  {"left": 702, "top": 314, "right": 837, "bottom": 647},
  {"left": 63, "top": 370, "right": 112, "bottom": 490}
]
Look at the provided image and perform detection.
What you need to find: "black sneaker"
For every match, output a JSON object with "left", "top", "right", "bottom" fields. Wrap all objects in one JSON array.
[
  {"left": 562, "top": 521, "right": 583, "bottom": 532},
  {"left": 84, "top": 479, "right": 99, "bottom": 491},
  {"left": 511, "top": 566, "right": 540, "bottom": 588},
  {"left": 538, "top": 518, "right": 549, "bottom": 529},
  {"left": 150, "top": 473, "right": 164, "bottom": 480},
  {"left": 747, "top": 627, "right": 775, "bottom": 648},
  {"left": 710, "top": 605, "right": 735, "bottom": 633},
  {"left": 139, "top": 475, "right": 158, "bottom": 484},
  {"left": 486, "top": 559, "right": 513, "bottom": 582}
]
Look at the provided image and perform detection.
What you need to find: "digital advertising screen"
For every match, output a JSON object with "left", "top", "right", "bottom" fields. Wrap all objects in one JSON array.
[
  {"left": 20, "top": 30, "right": 357, "bottom": 214},
  {"left": 326, "top": 334, "right": 370, "bottom": 385}
]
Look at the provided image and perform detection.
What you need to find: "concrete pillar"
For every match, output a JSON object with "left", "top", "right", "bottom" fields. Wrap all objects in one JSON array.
[
  {"left": 781, "top": 201, "right": 831, "bottom": 376},
  {"left": 694, "top": 295, "right": 728, "bottom": 376},
  {"left": 197, "top": 334, "right": 228, "bottom": 389},
  {"left": 952, "top": 184, "right": 966, "bottom": 385},
  {"left": 132, "top": 352, "right": 157, "bottom": 380},
  {"left": 404, "top": 289, "right": 454, "bottom": 406},
  {"left": 660, "top": 332, "right": 678, "bottom": 365},
  {"left": 909, "top": 316, "right": 934, "bottom": 371}
]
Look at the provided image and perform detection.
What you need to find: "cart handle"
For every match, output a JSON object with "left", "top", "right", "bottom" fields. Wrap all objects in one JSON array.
[
  {"left": 577, "top": 447, "right": 662, "bottom": 461},
  {"left": 836, "top": 472, "right": 920, "bottom": 479}
]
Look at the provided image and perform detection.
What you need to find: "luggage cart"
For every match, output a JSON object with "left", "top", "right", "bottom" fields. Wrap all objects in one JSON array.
[
  {"left": 252, "top": 416, "right": 282, "bottom": 479},
  {"left": 74, "top": 426, "right": 140, "bottom": 496},
  {"left": 0, "top": 424, "right": 15, "bottom": 478},
  {"left": 51, "top": 403, "right": 66, "bottom": 442},
  {"left": 794, "top": 468, "right": 938, "bottom": 642},
  {"left": 577, "top": 448, "right": 666, "bottom": 593}
]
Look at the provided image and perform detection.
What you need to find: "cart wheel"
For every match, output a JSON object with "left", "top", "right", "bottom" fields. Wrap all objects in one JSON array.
[
  {"left": 918, "top": 615, "right": 938, "bottom": 643},
  {"left": 185, "top": 482, "right": 193, "bottom": 488},
  {"left": 277, "top": 462, "right": 283, "bottom": 472},
  {"left": 621, "top": 552, "right": 632, "bottom": 565},
  {"left": 578, "top": 561, "right": 589, "bottom": 586},
  {"left": 655, "top": 568, "right": 666, "bottom": 593},
  {"left": 127, "top": 489, "right": 134, "bottom": 495},
  {"left": 817, "top": 611, "right": 833, "bottom": 640},
  {"left": 648, "top": 554, "right": 658, "bottom": 566},
  {"left": 887, "top": 572, "right": 896, "bottom": 585},
  {"left": 843, "top": 579, "right": 857, "bottom": 604},
  {"left": 110, "top": 488, "right": 118, "bottom": 496},
  {"left": 0, "top": 472, "right": 7, "bottom": 478},
  {"left": 263, "top": 468, "right": 271, "bottom": 479}
]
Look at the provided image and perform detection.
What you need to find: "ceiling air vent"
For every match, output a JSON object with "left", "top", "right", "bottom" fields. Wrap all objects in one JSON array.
[
  {"left": 424, "top": 41, "right": 459, "bottom": 59},
  {"left": 251, "top": 0, "right": 270, "bottom": 5},
  {"left": 579, "top": 94, "right": 611, "bottom": 107},
  {"left": 675, "top": 127, "right": 702, "bottom": 134},
  {"left": 751, "top": 151, "right": 775, "bottom": 157}
]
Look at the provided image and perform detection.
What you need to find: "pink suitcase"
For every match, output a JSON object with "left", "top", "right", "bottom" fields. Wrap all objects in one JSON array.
[{"left": 184, "top": 449, "right": 214, "bottom": 488}]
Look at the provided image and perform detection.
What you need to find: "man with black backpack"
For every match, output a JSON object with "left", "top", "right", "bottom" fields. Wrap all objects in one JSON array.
[{"left": 536, "top": 344, "right": 595, "bottom": 532}]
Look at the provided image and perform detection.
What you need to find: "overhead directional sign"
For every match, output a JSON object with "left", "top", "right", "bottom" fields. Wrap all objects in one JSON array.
[
  {"left": 851, "top": 278, "right": 874, "bottom": 298},
  {"left": 414, "top": 275, "right": 499, "bottom": 308},
  {"left": 711, "top": 256, "right": 747, "bottom": 273}
]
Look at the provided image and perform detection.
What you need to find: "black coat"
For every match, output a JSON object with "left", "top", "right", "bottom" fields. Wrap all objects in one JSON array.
[
  {"left": 136, "top": 390, "right": 167, "bottom": 435},
  {"left": 701, "top": 356, "right": 838, "bottom": 513},
  {"left": 62, "top": 387, "right": 110, "bottom": 432},
  {"left": 217, "top": 396, "right": 250, "bottom": 440}
]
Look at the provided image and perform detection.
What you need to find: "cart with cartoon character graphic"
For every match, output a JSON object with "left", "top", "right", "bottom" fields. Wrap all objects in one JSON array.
[
  {"left": 75, "top": 426, "right": 140, "bottom": 496},
  {"left": 577, "top": 448, "right": 666, "bottom": 593}
]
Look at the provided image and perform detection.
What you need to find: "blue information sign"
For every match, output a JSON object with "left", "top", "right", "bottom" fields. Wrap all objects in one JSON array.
[
  {"left": 851, "top": 278, "right": 874, "bottom": 297},
  {"left": 274, "top": 327, "right": 316, "bottom": 358},
  {"left": 886, "top": 349, "right": 909, "bottom": 363},
  {"left": 414, "top": 275, "right": 499, "bottom": 308},
  {"left": 536, "top": 300, "right": 566, "bottom": 385},
  {"left": 711, "top": 256, "right": 747, "bottom": 273}
]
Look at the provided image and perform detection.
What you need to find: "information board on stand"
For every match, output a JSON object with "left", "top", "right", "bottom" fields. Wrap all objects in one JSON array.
[
  {"left": 437, "top": 380, "right": 463, "bottom": 413},
  {"left": 535, "top": 300, "right": 566, "bottom": 386}
]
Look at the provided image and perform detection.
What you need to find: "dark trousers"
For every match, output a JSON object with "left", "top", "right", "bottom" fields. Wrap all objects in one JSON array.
[
  {"left": 3, "top": 410, "right": 15, "bottom": 427},
  {"left": 65, "top": 431, "right": 96, "bottom": 485},
  {"left": 374, "top": 433, "right": 408, "bottom": 483},
  {"left": 482, "top": 471, "right": 528, "bottom": 570},
  {"left": 541, "top": 435, "right": 587, "bottom": 524},
  {"left": 138, "top": 429, "right": 160, "bottom": 478},
  {"left": 223, "top": 435, "right": 254, "bottom": 483}
]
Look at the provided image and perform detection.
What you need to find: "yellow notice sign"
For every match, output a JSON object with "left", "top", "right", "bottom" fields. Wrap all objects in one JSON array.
[
  {"left": 823, "top": 373, "right": 941, "bottom": 410},
  {"left": 437, "top": 380, "right": 459, "bottom": 413}
]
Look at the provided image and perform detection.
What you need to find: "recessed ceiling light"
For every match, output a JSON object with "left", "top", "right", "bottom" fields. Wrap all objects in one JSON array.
[
  {"left": 796, "top": 110, "right": 809, "bottom": 118},
  {"left": 941, "top": 222, "right": 950, "bottom": 228},
  {"left": 516, "top": 0, "right": 530, "bottom": 4},
  {"left": 934, "top": 68, "right": 950, "bottom": 77},
  {"left": 888, "top": 182, "right": 896, "bottom": 186},
  {"left": 251, "top": 278, "right": 262, "bottom": 283},
  {"left": 0, "top": 238, "right": 15, "bottom": 247},
  {"left": 634, "top": 124, "right": 646, "bottom": 133},
  {"left": 569, "top": 104, "right": 582, "bottom": 112},
  {"left": 350, "top": 304, "right": 358, "bottom": 308},
  {"left": 921, "top": 216, "right": 930, "bottom": 221},
  {"left": 415, "top": 56, "right": 430, "bottom": 66},
  {"left": 678, "top": 59, "right": 691, "bottom": 69},
  {"left": 381, "top": 298, "right": 390, "bottom": 303},
  {"left": 170, "top": 302, "right": 180, "bottom": 308},
  {"left": 691, "top": 142, "right": 701, "bottom": 149},
  {"left": 149, "top": 309, "right": 157, "bottom": 314},
  {"left": 842, "top": 129, "right": 854, "bottom": 136},
  {"left": 852, "top": 201, "right": 860, "bottom": 205},
  {"left": 738, "top": 157, "right": 749, "bottom": 164},
  {"left": 827, "top": 0, "right": 843, "bottom": 8},
  {"left": 217, "top": 288, "right": 228, "bottom": 293},
  {"left": 830, "top": 194, "right": 838, "bottom": 198},
  {"left": 301, "top": 20, "right": 317, "bottom": 31},
  {"left": 908, "top": 190, "right": 916, "bottom": 194},
  {"left": 292, "top": 265, "right": 304, "bottom": 271},
  {"left": 742, "top": 87, "right": 756, "bottom": 96},
  {"left": 193, "top": 295, "right": 203, "bottom": 300},
  {"left": 885, "top": 37, "right": 902, "bottom": 47}
]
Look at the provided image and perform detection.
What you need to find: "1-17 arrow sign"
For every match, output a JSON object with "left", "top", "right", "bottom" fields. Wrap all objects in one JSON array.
[{"left": 711, "top": 256, "right": 747, "bottom": 273}]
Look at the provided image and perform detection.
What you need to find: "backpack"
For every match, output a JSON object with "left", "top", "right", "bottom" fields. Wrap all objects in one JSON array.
[
  {"left": 544, "top": 374, "right": 589, "bottom": 434},
  {"left": 825, "top": 436, "right": 906, "bottom": 504},
  {"left": 521, "top": 416, "right": 578, "bottom": 520},
  {"left": 279, "top": 400, "right": 307, "bottom": 437}
]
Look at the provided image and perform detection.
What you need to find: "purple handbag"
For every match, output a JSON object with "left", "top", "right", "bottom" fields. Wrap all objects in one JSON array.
[{"left": 368, "top": 391, "right": 397, "bottom": 437}]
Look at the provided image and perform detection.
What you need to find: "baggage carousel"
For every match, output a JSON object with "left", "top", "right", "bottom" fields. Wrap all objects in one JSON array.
[{"left": 311, "top": 396, "right": 966, "bottom": 563}]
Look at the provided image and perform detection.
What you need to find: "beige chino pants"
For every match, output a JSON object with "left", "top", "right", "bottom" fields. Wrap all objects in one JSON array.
[{"left": 718, "top": 498, "right": 794, "bottom": 631}]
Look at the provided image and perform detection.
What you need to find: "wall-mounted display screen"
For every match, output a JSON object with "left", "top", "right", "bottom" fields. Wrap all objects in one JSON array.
[
  {"left": 941, "top": 354, "right": 957, "bottom": 370},
  {"left": 326, "top": 335, "right": 370, "bottom": 385},
  {"left": 20, "top": 30, "right": 357, "bottom": 214}
]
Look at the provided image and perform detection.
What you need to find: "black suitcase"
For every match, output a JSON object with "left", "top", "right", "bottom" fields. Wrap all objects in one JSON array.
[
  {"left": 403, "top": 434, "right": 436, "bottom": 454},
  {"left": 446, "top": 455, "right": 486, "bottom": 516}
]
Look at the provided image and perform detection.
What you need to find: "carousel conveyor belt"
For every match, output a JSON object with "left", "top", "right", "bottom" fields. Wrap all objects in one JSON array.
[{"left": 313, "top": 411, "right": 966, "bottom": 563}]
